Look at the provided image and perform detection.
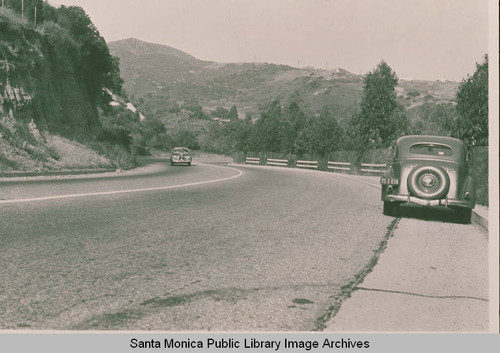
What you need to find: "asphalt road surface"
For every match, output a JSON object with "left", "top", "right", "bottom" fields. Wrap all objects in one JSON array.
[{"left": 0, "top": 160, "right": 454, "bottom": 330}]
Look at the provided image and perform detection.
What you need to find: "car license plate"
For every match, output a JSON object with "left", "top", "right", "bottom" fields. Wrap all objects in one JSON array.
[{"left": 380, "top": 177, "right": 399, "bottom": 185}]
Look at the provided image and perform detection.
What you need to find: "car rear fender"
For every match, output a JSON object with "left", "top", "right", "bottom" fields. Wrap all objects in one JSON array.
[{"left": 459, "top": 174, "right": 476, "bottom": 207}]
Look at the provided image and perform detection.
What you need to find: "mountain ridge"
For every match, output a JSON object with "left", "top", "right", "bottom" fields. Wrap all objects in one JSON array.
[{"left": 109, "top": 38, "right": 458, "bottom": 123}]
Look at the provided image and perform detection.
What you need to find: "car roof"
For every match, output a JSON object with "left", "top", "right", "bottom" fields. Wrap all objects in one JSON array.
[
  {"left": 396, "top": 135, "right": 466, "bottom": 161},
  {"left": 396, "top": 135, "right": 465, "bottom": 147},
  {"left": 173, "top": 147, "right": 190, "bottom": 150}
]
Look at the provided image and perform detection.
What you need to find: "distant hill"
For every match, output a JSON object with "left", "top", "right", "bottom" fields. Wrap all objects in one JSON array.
[
  {"left": 109, "top": 38, "right": 460, "bottom": 131},
  {"left": 109, "top": 39, "right": 365, "bottom": 121},
  {"left": 108, "top": 38, "right": 212, "bottom": 93}
]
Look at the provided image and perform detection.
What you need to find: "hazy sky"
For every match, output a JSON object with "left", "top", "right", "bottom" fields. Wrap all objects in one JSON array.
[{"left": 47, "top": 0, "right": 490, "bottom": 81}]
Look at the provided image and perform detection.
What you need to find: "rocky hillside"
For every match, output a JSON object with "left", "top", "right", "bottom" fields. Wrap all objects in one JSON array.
[{"left": 0, "top": 6, "right": 134, "bottom": 171}]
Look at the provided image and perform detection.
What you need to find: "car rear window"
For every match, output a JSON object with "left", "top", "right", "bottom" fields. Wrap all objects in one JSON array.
[{"left": 409, "top": 143, "right": 452, "bottom": 156}]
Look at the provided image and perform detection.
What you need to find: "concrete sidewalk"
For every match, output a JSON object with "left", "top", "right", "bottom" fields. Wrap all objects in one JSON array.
[{"left": 325, "top": 207, "right": 490, "bottom": 332}]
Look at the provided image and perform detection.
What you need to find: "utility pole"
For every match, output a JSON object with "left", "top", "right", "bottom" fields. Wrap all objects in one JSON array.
[
  {"left": 34, "top": 6, "right": 37, "bottom": 25},
  {"left": 22, "top": 0, "right": 24, "bottom": 20}
]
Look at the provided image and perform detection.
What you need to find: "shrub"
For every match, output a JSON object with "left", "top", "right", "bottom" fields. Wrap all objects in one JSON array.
[
  {"left": 89, "top": 141, "right": 136, "bottom": 169},
  {"left": 469, "top": 146, "right": 488, "bottom": 205}
]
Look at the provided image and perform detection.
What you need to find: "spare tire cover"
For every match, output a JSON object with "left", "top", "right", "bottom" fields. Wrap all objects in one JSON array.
[{"left": 407, "top": 165, "right": 450, "bottom": 200}]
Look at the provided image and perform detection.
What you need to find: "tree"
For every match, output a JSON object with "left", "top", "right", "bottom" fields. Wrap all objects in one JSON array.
[
  {"left": 352, "top": 60, "right": 409, "bottom": 150},
  {"left": 183, "top": 100, "right": 207, "bottom": 119},
  {"left": 250, "top": 100, "right": 282, "bottom": 152},
  {"left": 212, "top": 106, "right": 228, "bottom": 119},
  {"left": 55, "top": 6, "right": 123, "bottom": 107},
  {"left": 279, "top": 101, "right": 306, "bottom": 154},
  {"left": 410, "top": 102, "right": 457, "bottom": 136},
  {"left": 455, "top": 55, "right": 488, "bottom": 146},
  {"left": 292, "top": 106, "right": 344, "bottom": 156},
  {"left": 309, "top": 107, "right": 344, "bottom": 154},
  {"left": 228, "top": 105, "right": 239, "bottom": 121},
  {"left": 170, "top": 129, "right": 200, "bottom": 150}
]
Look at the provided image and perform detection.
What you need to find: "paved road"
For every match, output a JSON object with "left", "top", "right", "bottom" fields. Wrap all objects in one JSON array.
[{"left": 0, "top": 161, "right": 392, "bottom": 331}]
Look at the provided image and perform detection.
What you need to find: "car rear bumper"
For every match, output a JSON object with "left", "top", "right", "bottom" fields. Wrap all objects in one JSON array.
[{"left": 383, "top": 194, "right": 474, "bottom": 209}]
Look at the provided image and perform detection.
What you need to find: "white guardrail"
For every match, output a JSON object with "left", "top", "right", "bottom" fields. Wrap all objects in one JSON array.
[
  {"left": 244, "top": 156, "right": 386, "bottom": 175},
  {"left": 360, "top": 163, "right": 387, "bottom": 174},
  {"left": 266, "top": 158, "right": 288, "bottom": 167},
  {"left": 327, "top": 161, "right": 351, "bottom": 172},
  {"left": 245, "top": 157, "right": 260, "bottom": 164},
  {"left": 296, "top": 160, "right": 318, "bottom": 169}
]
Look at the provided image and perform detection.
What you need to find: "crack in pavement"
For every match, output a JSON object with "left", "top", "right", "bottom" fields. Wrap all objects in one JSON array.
[
  {"left": 69, "top": 281, "right": 345, "bottom": 330},
  {"left": 312, "top": 217, "right": 401, "bottom": 331},
  {"left": 355, "top": 286, "right": 488, "bottom": 302}
]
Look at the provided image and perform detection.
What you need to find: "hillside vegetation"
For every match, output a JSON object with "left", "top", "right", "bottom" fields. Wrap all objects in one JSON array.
[
  {"left": 0, "top": 3, "right": 137, "bottom": 171},
  {"left": 110, "top": 38, "right": 458, "bottom": 120},
  {"left": 2, "top": 9, "right": 481, "bottom": 174},
  {"left": 109, "top": 38, "right": 461, "bottom": 154}
]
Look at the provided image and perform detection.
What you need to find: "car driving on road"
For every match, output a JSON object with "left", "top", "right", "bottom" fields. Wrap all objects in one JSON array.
[
  {"left": 170, "top": 147, "right": 192, "bottom": 166},
  {"left": 380, "top": 135, "right": 475, "bottom": 223}
]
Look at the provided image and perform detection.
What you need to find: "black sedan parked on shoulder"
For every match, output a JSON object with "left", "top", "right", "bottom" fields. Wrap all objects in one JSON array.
[{"left": 380, "top": 135, "right": 475, "bottom": 223}]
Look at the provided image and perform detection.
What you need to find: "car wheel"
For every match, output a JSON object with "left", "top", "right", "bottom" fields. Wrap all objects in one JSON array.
[
  {"left": 455, "top": 208, "right": 472, "bottom": 224},
  {"left": 188, "top": 162, "right": 191, "bottom": 166},
  {"left": 383, "top": 202, "right": 400, "bottom": 217},
  {"left": 407, "top": 165, "right": 450, "bottom": 200},
  {"left": 170, "top": 161, "right": 174, "bottom": 166}
]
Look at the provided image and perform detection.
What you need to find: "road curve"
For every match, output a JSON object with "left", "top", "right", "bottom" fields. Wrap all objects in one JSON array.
[
  {"left": 0, "top": 161, "right": 392, "bottom": 331},
  {"left": 0, "top": 160, "right": 242, "bottom": 203}
]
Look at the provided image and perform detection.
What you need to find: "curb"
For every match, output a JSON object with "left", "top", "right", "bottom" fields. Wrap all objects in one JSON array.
[
  {"left": 0, "top": 168, "right": 118, "bottom": 178},
  {"left": 472, "top": 209, "right": 488, "bottom": 230}
]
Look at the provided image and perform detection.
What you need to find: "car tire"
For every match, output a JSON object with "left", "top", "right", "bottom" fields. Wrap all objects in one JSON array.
[
  {"left": 407, "top": 165, "right": 450, "bottom": 200},
  {"left": 188, "top": 162, "right": 191, "bottom": 166},
  {"left": 455, "top": 208, "right": 472, "bottom": 224},
  {"left": 383, "top": 202, "right": 400, "bottom": 217}
]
